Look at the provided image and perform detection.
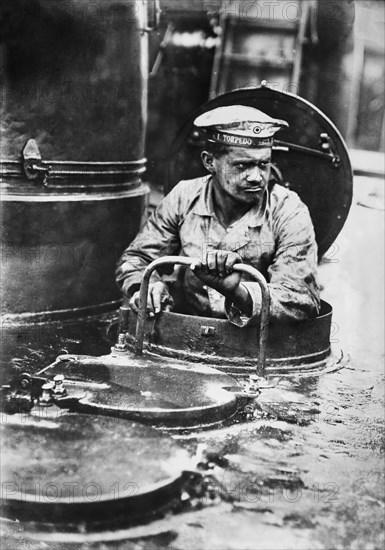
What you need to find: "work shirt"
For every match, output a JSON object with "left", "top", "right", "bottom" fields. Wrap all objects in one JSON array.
[{"left": 116, "top": 176, "right": 320, "bottom": 325}]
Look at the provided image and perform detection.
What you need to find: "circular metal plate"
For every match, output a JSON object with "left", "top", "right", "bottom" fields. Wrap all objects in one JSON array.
[
  {"left": 43, "top": 353, "right": 239, "bottom": 429},
  {"left": 166, "top": 86, "right": 353, "bottom": 257},
  {"left": 1, "top": 412, "right": 189, "bottom": 530}
]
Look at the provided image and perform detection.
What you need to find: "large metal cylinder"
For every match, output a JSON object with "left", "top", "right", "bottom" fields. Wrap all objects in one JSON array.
[
  {"left": 300, "top": 0, "right": 355, "bottom": 137},
  {"left": 1, "top": 1, "right": 149, "bottom": 335}
]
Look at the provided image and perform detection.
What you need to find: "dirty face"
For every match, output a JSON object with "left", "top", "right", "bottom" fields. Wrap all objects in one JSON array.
[{"left": 203, "top": 146, "right": 272, "bottom": 204}]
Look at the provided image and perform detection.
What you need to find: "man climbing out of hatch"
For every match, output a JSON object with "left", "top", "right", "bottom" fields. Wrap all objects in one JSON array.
[{"left": 116, "top": 106, "right": 320, "bottom": 326}]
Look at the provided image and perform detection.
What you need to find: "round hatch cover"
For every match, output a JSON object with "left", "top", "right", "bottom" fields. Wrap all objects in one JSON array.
[
  {"left": 1, "top": 412, "right": 189, "bottom": 531},
  {"left": 166, "top": 86, "right": 353, "bottom": 257},
  {"left": 42, "top": 353, "right": 239, "bottom": 429}
]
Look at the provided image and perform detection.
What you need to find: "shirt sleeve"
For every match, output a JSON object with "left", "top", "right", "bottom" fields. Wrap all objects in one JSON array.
[
  {"left": 116, "top": 183, "right": 183, "bottom": 296},
  {"left": 225, "top": 193, "right": 320, "bottom": 325}
]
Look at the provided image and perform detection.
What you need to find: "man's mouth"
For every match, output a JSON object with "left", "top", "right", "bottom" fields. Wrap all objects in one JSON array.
[{"left": 243, "top": 186, "right": 264, "bottom": 192}]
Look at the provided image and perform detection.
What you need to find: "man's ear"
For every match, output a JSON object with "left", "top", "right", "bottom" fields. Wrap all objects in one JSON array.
[{"left": 201, "top": 151, "right": 216, "bottom": 173}]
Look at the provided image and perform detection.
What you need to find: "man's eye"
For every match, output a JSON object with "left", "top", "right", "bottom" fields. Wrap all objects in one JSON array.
[
  {"left": 235, "top": 161, "right": 269, "bottom": 170},
  {"left": 235, "top": 163, "right": 252, "bottom": 170}
]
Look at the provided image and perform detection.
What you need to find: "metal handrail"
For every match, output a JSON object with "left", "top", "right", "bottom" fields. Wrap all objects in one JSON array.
[{"left": 133, "top": 256, "right": 271, "bottom": 375}]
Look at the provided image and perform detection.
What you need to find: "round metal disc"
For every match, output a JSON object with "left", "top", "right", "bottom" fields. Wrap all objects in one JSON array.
[
  {"left": 1, "top": 412, "right": 189, "bottom": 529},
  {"left": 42, "top": 353, "right": 239, "bottom": 429},
  {"left": 166, "top": 86, "right": 353, "bottom": 257}
]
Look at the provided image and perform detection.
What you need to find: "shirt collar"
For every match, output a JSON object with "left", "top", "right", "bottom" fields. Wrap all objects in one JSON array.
[
  {"left": 192, "top": 175, "right": 215, "bottom": 217},
  {"left": 246, "top": 189, "right": 269, "bottom": 228},
  {"left": 193, "top": 175, "right": 270, "bottom": 228}
]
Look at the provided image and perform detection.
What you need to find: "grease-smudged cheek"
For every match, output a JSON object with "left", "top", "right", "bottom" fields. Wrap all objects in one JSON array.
[{"left": 212, "top": 147, "right": 271, "bottom": 202}]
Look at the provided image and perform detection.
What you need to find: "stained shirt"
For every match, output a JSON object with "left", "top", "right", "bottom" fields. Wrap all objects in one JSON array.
[{"left": 116, "top": 176, "right": 320, "bottom": 325}]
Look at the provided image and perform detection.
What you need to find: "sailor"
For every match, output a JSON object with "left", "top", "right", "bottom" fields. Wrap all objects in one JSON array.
[{"left": 116, "top": 105, "right": 320, "bottom": 325}]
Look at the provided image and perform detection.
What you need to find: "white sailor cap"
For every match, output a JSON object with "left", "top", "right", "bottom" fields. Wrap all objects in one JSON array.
[{"left": 194, "top": 105, "right": 288, "bottom": 148}]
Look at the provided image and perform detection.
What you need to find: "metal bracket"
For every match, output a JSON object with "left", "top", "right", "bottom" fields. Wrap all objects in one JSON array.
[
  {"left": 319, "top": 133, "right": 341, "bottom": 167},
  {"left": 274, "top": 133, "right": 340, "bottom": 167},
  {"left": 22, "top": 139, "right": 51, "bottom": 185},
  {"left": 201, "top": 325, "right": 216, "bottom": 336}
]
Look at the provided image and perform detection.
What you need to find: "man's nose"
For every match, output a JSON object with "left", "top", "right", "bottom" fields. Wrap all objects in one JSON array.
[{"left": 246, "top": 166, "right": 263, "bottom": 183}]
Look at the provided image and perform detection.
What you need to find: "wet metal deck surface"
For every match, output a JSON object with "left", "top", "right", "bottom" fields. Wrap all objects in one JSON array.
[{"left": 1, "top": 177, "right": 384, "bottom": 549}]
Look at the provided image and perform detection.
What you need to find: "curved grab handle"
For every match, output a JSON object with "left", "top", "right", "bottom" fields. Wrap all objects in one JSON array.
[{"left": 134, "top": 256, "right": 271, "bottom": 375}]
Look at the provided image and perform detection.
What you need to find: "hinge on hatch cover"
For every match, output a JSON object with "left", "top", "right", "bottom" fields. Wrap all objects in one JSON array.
[
  {"left": 179, "top": 444, "right": 236, "bottom": 509},
  {"left": 0, "top": 371, "right": 81, "bottom": 414}
]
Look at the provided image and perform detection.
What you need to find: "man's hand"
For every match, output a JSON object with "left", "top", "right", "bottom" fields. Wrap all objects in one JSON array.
[
  {"left": 129, "top": 281, "right": 174, "bottom": 318},
  {"left": 191, "top": 251, "right": 253, "bottom": 317},
  {"left": 191, "top": 251, "right": 243, "bottom": 296}
]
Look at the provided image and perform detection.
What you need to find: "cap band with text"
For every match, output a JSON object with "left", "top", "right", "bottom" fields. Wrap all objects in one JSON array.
[{"left": 205, "top": 129, "right": 273, "bottom": 148}]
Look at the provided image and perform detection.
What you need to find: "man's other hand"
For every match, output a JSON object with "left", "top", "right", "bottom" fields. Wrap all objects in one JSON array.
[
  {"left": 129, "top": 281, "right": 174, "bottom": 317},
  {"left": 191, "top": 251, "right": 242, "bottom": 296}
]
